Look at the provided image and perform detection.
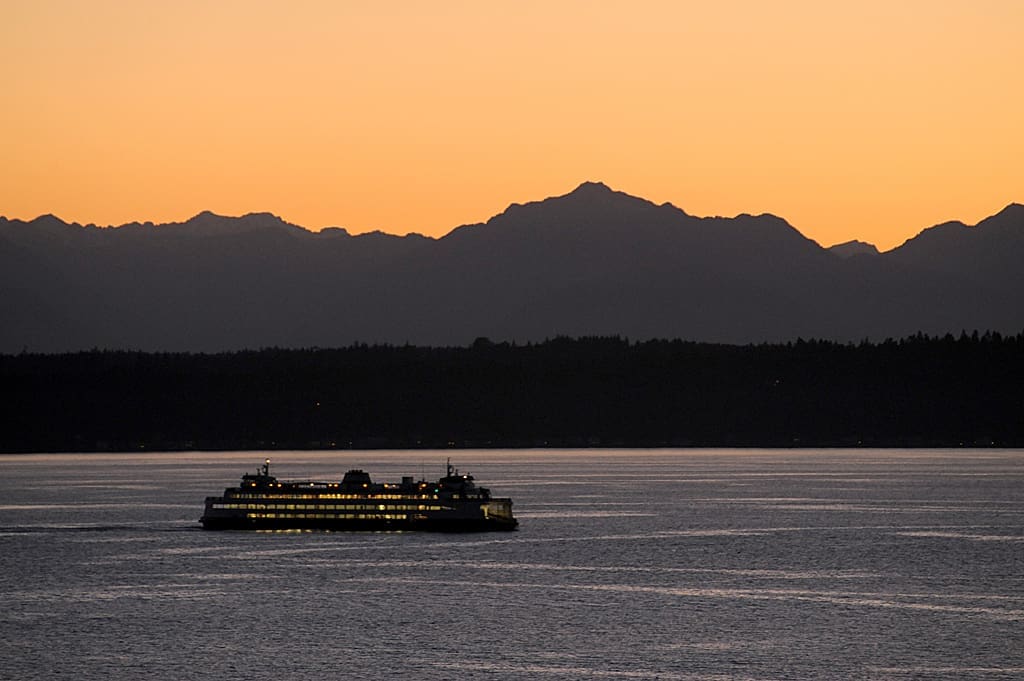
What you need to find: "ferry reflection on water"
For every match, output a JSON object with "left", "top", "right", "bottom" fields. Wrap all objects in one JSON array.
[{"left": 200, "top": 459, "right": 517, "bottom": 532}]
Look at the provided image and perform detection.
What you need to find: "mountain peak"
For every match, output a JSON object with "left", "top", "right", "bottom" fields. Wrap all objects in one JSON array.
[
  {"left": 479, "top": 181, "right": 672, "bottom": 236},
  {"left": 562, "top": 181, "right": 645, "bottom": 205},
  {"left": 549, "top": 181, "right": 669, "bottom": 215},
  {"left": 982, "top": 202, "right": 1024, "bottom": 228},
  {"left": 568, "top": 180, "right": 614, "bottom": 196},
  {"left": 176, "top": 210, "right": 305, "bottom": 237},
  {"left": 894, "top": 202, "right": 1024, "bottom": 253},
  {"left": 14, "top": 214, "right": 72, "bottom": 234},
  {"left": 829, "top": 240, "right": 880, "bottom": 258},
  {"left": 30, "top": 214, "right": 70, "bottom": 228}
]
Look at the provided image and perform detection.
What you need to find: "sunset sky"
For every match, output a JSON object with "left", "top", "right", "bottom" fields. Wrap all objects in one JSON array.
[{"left": 3, "top": 1, "right": 1021, "bottom": 250}]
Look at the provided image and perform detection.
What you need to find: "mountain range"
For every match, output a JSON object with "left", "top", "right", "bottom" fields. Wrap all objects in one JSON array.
[{"left": 1, "top": 181, "right": 1022, "bottom": 353}]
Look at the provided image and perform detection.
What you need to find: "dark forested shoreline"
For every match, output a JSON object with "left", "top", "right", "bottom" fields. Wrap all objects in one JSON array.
[{"left": 2, "top": 333, "right": 1022, "bottom": 453}]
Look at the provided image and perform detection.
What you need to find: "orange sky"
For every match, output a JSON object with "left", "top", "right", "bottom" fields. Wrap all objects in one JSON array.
[{"left": 2, "top": 1, "right": 1021, "bottom": 250}]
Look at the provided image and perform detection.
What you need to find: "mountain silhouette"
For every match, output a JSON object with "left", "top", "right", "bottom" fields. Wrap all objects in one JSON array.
[{"left": 1, "top": 184, "right": 1021, "bottom": 352}]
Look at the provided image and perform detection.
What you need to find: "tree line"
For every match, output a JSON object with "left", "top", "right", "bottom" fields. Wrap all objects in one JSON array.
[{"left": 1, "top": 332, "right": 1022, "bottom": 453}]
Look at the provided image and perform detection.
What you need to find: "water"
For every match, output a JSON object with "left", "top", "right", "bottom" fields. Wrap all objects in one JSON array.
[{"left": 1, "top": 449, "right": 1021, "bottom": 680}]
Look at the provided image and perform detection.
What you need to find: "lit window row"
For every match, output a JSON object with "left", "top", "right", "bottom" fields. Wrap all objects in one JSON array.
[
  {"left": 246, "top": 512, "right": 414, "bottom": 521},
  {"left": 214, "top": 503, "right": 444, "bottom": 512},
  {"left": 228, "top": 493, "right": 439, "bottom": 501}
]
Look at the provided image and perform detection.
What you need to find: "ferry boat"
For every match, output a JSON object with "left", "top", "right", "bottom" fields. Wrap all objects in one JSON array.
[{"left": 200, "top": 459, "right": 517, "bottom": 531}]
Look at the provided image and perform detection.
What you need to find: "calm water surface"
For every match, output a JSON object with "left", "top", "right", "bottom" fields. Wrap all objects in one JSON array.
[{"left": 1, "top": 449, "right": 1022, "bottom": 680}]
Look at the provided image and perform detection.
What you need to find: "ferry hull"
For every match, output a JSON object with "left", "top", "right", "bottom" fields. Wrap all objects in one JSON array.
[{"left": 200, "top": 513, "right": 517, "bottom": 532}]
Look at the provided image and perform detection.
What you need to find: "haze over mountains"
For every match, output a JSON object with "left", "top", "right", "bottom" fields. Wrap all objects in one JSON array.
[{"left": 1, "top": 182, "right": 1021, "bottom": 353}]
